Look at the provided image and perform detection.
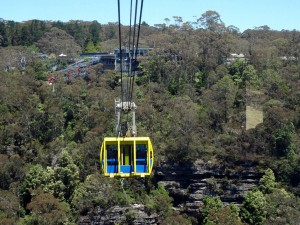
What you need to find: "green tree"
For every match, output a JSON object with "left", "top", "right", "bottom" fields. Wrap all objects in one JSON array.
[
  {"left": 194, "top": 70, "right": 203, "bottom": 90},
  {"left": 197, "top": 10, "right": 225, "bottom": 32},
  {"left": 203, "top": 75, "right": 238, "bottom": 127},
  {"left": 262, "top": 69, "right": 289, "bottom": 99},
  {"left": 265, "top": 188, "right": 300, "bottom": 225},
  {"left": 243, "top": 64, "right": 259, "bottom": 87},
  {"left": 205, "top": 207, "right": 245, "bottom": 225},
  {"left": 164, "top": 95, "right": 203, "bottom": 162},
  {"left": 202, "top": 196, "right": 223, "bottom": 219},
  {"left": 20, "top": 164, "right": 50, "bottom": 203},
  {"left": 89, "top": 20, "right": 102, "bottom": 44},
  {"left": 206, "top": 70, "right": 218, "bottom": 88},
  {"left": 146, "top": 185, "right": 173, "bottom": 218},
  {"left": 0, "top": 154, "right": 24, "bottom": 190},
  {"left": 101, "top": 22, "right": 117, "bottom": 40},
  {"left": 85, "top": 41, "right": 97, "bottom": 53},
  {"left": 259, "top": 168, "right": 276, "bottom": 194},
  {"left": 71, "top": 173, "right": 123, "bottom": 214},
  {"left": 0, "top": 190, "right": 21, "bottom": 225},
  {"left": 240, "top": 189, "right": 267, "bottom": 225},
  {"left": 46, "top": 150, "right": 80, "bottom": 200},
  {"left": 20, "top": 190, "right": 69, "bottom": 225},
  {"left": 161, "top": 213, "right": 192, "bottom": 225},
  {"left": 21, "top": 150, "right": 80, "bottom": 202},
  {"left": 272, "top": 122, "right": 295, "bottom": 157},
  {"left": 228, "top": 59, "right": 246, "bottom": 87}
]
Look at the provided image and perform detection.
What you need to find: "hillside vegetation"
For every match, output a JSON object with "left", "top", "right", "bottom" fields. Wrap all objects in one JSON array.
[{"left": 1, "top": 11, "right": 300, "bottom": 224}]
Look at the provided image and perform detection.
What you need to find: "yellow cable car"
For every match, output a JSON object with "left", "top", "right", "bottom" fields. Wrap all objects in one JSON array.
[{"left": 100, "top": 137, "right": 154, "bottom": 177}]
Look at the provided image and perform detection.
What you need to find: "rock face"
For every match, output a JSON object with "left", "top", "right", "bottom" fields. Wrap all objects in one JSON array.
[
  {"left": 82, "top": 159, "right": 260, "bottom": 224},
  {"left": 156, "top": 159, "right": 260, "bottom": 216},
  {"left": 79, "top": 204, "right": 158, "bottom": 225}
]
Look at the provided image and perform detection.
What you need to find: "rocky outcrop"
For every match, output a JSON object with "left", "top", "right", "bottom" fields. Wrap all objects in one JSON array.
[
  {"left": 155, "top": 159, "right": 261, "bottom": 216},
  {"left": 79, "top": 204, "right": 158, "bottom": 225},
  {"left": 82, "top": 159, "right": 261, "bottom": 224}
]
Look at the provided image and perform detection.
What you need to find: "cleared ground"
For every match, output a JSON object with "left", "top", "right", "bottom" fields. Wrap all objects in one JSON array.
[{"left": 246, "top": 105, "right": 263, "bottom": 130}]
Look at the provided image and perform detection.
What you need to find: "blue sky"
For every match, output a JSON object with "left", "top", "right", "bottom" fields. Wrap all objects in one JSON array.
[{"left": 1, "top": 0, "right": 299, "bottom": 32}]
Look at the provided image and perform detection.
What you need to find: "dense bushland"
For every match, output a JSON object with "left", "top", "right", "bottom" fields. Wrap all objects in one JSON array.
[{"left": 1, "top": 11, "right": 300, "bottom": 224}]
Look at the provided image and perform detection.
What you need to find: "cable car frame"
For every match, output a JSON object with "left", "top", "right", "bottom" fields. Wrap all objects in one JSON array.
[{"left": 100, "top": 137, "right": 154, "bottom": 177}]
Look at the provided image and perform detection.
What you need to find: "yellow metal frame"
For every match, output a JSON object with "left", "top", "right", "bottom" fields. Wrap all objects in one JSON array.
[{"left": 100, "top": 137, "right": 154, "bottom": 178}]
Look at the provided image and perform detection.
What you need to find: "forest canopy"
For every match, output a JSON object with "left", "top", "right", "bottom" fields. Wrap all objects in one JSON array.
[{"left": 0, "top": 10, "right": 300, "bottom": 224}]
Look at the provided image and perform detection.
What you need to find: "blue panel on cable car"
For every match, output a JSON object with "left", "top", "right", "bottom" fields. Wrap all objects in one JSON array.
[
  {"left": 120, "top": 165, "right": 134, "bottom": 173},
  {"left": 136, "top": 165, "right": 147, "bottom": 173},
  {"left": 107, "top": 159, "right": 118, "bottom": 173},
  {"left": 107, "top": 165, "right": 118, "bottom": 173}
]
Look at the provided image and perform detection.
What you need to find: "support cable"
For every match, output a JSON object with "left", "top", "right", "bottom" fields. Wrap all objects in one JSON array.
[
  {"left": 117, "top": 0, "right": 124, "bottom": 136},
  {"left": 127, "top": 0, "right": 139, "bottom": 104},
  {"left": 126, "top": 0, "right": 133, "bottom": 104},
  {"left": 117, "top": 0, "right": 144, "bottom": 136},
  {"left": 129, "top": 0, "right": 144, "bottom": 103},
  {"left": 117, "top": 0, "right": 123, "bottom": 104}
]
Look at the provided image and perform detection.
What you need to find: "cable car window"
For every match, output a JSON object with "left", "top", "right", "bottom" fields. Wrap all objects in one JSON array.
[
  {"left": 107, "top": 145, "right": 118, "bottom": 164},
  {"left": 136, "top": 144, "right": 147, "bottom": 165}
]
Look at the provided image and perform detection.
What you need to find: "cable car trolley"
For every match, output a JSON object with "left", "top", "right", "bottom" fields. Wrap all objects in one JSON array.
[{"left": 100, "top": 0, "right": 154, "bottom": 178}]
